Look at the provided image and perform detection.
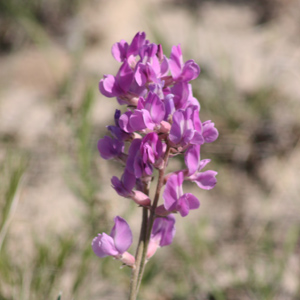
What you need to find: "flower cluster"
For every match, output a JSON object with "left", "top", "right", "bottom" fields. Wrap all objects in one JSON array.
[{"left": 92, "top": 32, "right": 218, "bottom": 268}]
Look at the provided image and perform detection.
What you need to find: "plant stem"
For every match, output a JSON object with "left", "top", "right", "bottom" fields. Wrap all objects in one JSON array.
[
  {"left": 135, "top": 144, "right": 171, "bottom": 294},
  {"left": 128, "top": 144, "right": 171, "bottom": 300},
  {"left": 128, "top": 187, "right": 149, "bottom": 300}
]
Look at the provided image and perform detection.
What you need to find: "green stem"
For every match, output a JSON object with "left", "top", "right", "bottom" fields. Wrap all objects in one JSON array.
[
  {"left": 128, "top": 186, "right": 149, "bottom": 300},
  {"left": 128, "top": 144, "right": 171, "bottom": 300},
  {"left": 135, "top": 144, "right": 171, "bottom": 294}
]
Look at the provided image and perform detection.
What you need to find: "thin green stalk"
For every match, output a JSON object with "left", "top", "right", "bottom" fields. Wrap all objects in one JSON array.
[
  {"left": 135, "top": 144, "right": 171, "bottom": 295},
  {"left": 129, "top": 190, "right": 149, "bottom": 300},
  {"left": 129, "top": 144, "right": 171, "bottom": 300}
]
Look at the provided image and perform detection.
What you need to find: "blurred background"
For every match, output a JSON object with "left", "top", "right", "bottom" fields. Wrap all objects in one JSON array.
[{"left": 1, "top": 0, "right": 300, "bottom": 299}]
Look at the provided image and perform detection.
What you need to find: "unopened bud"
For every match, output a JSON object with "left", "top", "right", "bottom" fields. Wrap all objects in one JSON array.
[
  {"left": 120, "top": 251, "right": 135, "bottom": 267},
  {"left": 130, "top": 190, "right": 151, "bottom": 206}
]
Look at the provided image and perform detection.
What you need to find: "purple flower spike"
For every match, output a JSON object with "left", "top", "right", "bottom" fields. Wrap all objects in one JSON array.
[
  {"left": 92, "top": 216, "right": 134, "bottom": 266},
  {"left": 98, "top": 136, "right": 124, "bottom": 160},
  {"left": 163, "top": 172, "right": 200, "bottom": 217},
  {"left": 147, "top": 215, "right": 176, "bottom": 259},
  {"left": 95, "top": 32, "right": 219, "bottom": 268}
]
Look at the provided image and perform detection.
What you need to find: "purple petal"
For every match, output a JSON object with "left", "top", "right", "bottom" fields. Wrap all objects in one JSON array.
[
  {"left": 92, "top": 233, "right": 118, "bottom": 257},
  {"left": 177, "top": 170, "right": 185, "bottom": 186},
  {"left": 116, "top": 60, "right": 134, "bottom": 92},
  {"left": 119, "top": 111, "right": 134, "bottom": 133},
  {"left": 171, "top": 82, "right": 189, "bottom": 110},
  {"left": 185, "top": 193, "right": 200, "bottom": 209},
  {"left": 185, "top": 145, "right": 200, "bottom": 175},
  {"left": 150, "top": 55, "right": 161, "bottom": 76},
  {"left": 141, "top": 132, "right": 163, "bottom": 163},
  {"left": 143, "top": 161, "right": 153, "bottom": 176},
  {"left": 190, "top": 131, "right": 204, "bottom": 145},
  {"left": 164, "top": 94, "right": 175, "bottom": 119},
  {"left": 122, "top": 169, "right": 136, "bottom": 192},
  {"left": 160, "top": 56, "right": 169, "bottom": 76},
  {"left": 99, "top": 75, "right": 120, "bottom": 98},
  {"left": 128, "top": 32, "right": 146, "bottom": 57},
  {"left": 181, "top": 60, "right": 200, "bottom": 81},
  {"left": 135, "top": 63, "right": 147, "bottom": 86},
  {"left": 126, "top": 139, "right": 142, "bottom": 175},
  {"left": 193, "top": 170, "right": 218, "bottom": 190},
  {"left": 130, "top": 109, "right": 153, "bottom": 131},
  {"left": 177, "top": 193, "right": 200, "bottom": 217},
  {"left": 182, "top": 127, "right": 194, "bottom": 146},
  {"left": 163, "top": 174, "right": 179, "bottom": 211},
  {"left": 97, "top": 136, "right": 124, "bottom": 160},
  {"left": 110, "top": 216, "right": 133, "bottom": 254},
  {"left": 145, "top": 93, "right": 165, "bottom": 124},
  {"left": 111, "top": 176, "right": 130, "bottom": 197},
  {"left": 192, "top": 106, "right": 202, "bottom": 132},
  {"left": 176, "top": 195, "right": 190, "bottom": 217},
  {"left": 107, "top": 125, "right": 129, "bottom": 141},
  {"left": 111, "top": 40, "right": 128, "bottom": 62},
  {"left": 114, "top": 109, "right": 121, "bottom": 125},
  {"left": 169, "top": 44, "right": 183, "bottom": 79},
  {"left": 202, "top": 121, "right": 219, "bottom": 143},
  {"left": 169, "top": 110, "right": 184, "bottom": 145},
  {"left": 143, "top": 143, "right": 155, "bottom": 163},
  {"left": 152, "top": 215, "right": 176, "bottom": 247}
]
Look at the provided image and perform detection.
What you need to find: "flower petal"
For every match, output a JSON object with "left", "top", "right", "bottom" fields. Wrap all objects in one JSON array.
[
  {"left": 110, "top": 216, "right": 133, "bottom": 254},
  {"left": 163, "top": 174, "right": 179, "bottom": 211},
  {"left": 181, "top": 60, "right": 200, "bottom": 81},
  {"left": 177, "top": 193, "right": 200, "bottom": 217},
  {"left": 169, "top": 44, "right": 183, "bottom": 79},
  {"left": 99, "top": 75, "right": 120, "bottom": 98},
  {"left": 185, "top": 144, "right": 200, "bottom": 175},
  {"left": 116, "top": 60, "right": 134, "bottom": 92},
  {"left": 111, "top": 40, "right": 128, "bottom": 62},
  {"left": 92, "top": 233, "right": 118, "bottom": 257},
  {"left": 97, "top": 136, "right": 124, "bottom": 160},
  {"left": 202, "top": 121, "right": 219, "bottom": 143},
  {"left": 193, "top": 170, "right": 218, "bottom": 190}
]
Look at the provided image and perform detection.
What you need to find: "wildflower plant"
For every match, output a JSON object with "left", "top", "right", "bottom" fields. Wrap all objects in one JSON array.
[{"left": 92, "top": 32, "right": 218, "bottom": 299}]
